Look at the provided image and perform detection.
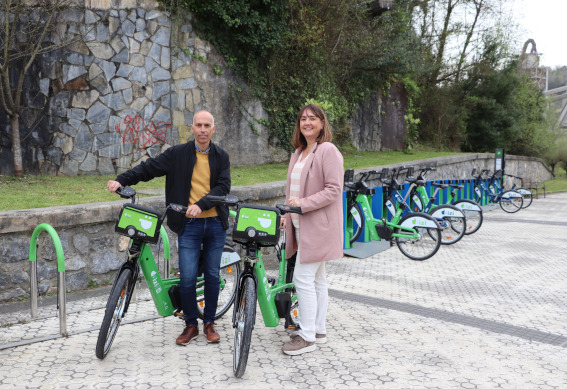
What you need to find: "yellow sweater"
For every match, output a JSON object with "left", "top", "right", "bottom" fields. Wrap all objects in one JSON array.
[{"left": 189, "top": 151, "right": 218, "bottom": 218}]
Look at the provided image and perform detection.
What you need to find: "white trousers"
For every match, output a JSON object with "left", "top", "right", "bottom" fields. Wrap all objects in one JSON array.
[{"left": 293, "top": 230, "right": 329, "bottom": 342}]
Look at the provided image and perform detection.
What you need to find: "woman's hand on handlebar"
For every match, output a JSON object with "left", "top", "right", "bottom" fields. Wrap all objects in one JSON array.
[
  {"left": 288, "top": 198, "right": 300, "bottom": 208},
  {"left": 107, "top": 180, "right": 121, "bottom": 193}
]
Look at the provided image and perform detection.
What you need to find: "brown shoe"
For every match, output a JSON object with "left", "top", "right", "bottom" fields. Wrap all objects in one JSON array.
[
  {"left": 282, "top": 335, "right": 316, "bottom": 355},
  {"left": 176, "top": 325, "right": 198, "bottom": 346},
  {"left": 203, "top": 322, "right": 220, "bottom": 343}
]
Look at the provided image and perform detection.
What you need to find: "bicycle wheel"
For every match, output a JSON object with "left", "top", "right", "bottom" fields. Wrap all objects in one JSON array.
[
  {"left": 95, "top": 268, "right": 134, "bottom": 360},
  {"left": 453, "top": 199, "right": 483, "bottom": 235},
  {"left": 395, "top": 213, "right": 441, "bottom": 261},
  {"left": 346, "top": 202, "right": 364, "bottom": 244},
  {"left": 233, "top": 276, "right": 256, "bottom": 378},
  {"left": 499, "top": 190, "right": 523, "bottom": 213},
  {"left": 287, "top": 292, "right": 300, "bottom": 330},
  {"left": 428, "top": 205, "right": 466, "bottom": 245},
  {"left": 517, "top": 188, "right": 533, "bottom": 208},
  {"left": 196, "top": 259, "right": 241, "bottom": 320}
]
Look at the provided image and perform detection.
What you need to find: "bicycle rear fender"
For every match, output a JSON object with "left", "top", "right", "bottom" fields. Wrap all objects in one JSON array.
[{"left": 400, "top": 212, "right": 441, "bottom": 230}]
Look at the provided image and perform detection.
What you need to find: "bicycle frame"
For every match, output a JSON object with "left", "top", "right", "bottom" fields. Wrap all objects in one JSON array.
[{"left": 350, "top": 188, "right": 433, "bottom": 243}]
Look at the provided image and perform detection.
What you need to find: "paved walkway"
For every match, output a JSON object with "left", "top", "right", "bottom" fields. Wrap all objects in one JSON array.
[{"left": 1, "top": 193, "right": 566, "bottom": 388}]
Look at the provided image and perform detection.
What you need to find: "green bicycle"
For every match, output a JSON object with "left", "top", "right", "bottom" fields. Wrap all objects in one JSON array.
[
  {"left": 95, "top": 186, "right": 241, "bottom": 360},
  {"left": 345, "top": 167, "right": 442, "bottom": 261},
  {"left": 206, "top": 194, "right": 303, "bottom": 378}
]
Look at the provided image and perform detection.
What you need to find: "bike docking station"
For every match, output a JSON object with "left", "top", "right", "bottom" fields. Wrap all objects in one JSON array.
[
  {"left": 342, "top": 187, "right": 391, "bottom": 259},
  {"left": 342, "top": 167, "right": 487, "bottom": 260}
]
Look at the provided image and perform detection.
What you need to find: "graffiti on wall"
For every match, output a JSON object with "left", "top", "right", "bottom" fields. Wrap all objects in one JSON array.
[{"left": 115, "top": 115, "right": 172, "bottom": 150}]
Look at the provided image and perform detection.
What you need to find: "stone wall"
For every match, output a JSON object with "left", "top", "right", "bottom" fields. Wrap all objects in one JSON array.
[
  {"left": 0, "top": 1, "right": 405, "bottom": 176},
  {"left": 0, "top": 153, "right": 552, "bottom": 302}
]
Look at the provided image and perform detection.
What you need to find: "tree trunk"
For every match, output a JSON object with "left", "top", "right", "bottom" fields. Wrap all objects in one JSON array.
[{"left": 9, "top": 114, "right": 24, "bottom": 178}]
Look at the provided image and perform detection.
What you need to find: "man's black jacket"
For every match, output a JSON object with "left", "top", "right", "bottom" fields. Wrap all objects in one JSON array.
[{"left": 115, "top": 140, "right": 231, "bottom": 234}]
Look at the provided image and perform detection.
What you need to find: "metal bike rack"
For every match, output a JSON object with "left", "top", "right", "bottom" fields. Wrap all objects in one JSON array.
[{"left": 29, "top": 223, "right": 67, "bottom": 336}]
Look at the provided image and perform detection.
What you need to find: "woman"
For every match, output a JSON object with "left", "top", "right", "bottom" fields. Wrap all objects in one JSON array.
[{"left": 281, "top": 104, "right": 344, "bottom": 356}]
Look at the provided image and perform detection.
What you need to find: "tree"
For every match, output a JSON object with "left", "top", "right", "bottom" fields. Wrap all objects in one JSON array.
[{"left": 0, "top": 0, "right": 75, "bottom": 177}]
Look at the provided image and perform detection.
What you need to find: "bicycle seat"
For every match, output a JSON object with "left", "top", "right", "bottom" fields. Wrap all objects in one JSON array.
[
  {"left": 432, "top": 182, "right": 448, "bottom": 189},
  {"left": 450, "top": 184, "right": 464, "bottom": 189}
]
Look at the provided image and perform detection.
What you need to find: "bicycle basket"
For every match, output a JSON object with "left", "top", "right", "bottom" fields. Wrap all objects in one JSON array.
[
  {"left": 233, "top": 204, "right": 281, "bottom": 246},
  {"left": 115, "top": 203, "right": 163, "bottom": 244}
]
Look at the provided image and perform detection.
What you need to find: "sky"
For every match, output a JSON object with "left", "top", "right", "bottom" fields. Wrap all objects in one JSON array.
[{"left": 514, "top": 0, "right": 567, "bottom": 68}]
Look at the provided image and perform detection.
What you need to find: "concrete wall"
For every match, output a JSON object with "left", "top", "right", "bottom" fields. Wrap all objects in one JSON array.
[{"left": 0, "top": 153, "right": 552, "bottom": 302}]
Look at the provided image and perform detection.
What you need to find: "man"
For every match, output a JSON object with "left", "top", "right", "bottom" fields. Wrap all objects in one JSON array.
[{"left": 107, "top": 110, "right": 231, "bottom": 345}]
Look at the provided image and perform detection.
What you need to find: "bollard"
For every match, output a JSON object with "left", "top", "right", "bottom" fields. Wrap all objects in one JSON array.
[{"left": 29, "top": 223, "right": 67, "bottom": 336}]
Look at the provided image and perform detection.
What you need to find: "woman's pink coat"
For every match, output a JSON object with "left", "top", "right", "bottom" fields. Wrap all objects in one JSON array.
[{"left": 284, "top": 142, "right": 344, "bottom": 263}]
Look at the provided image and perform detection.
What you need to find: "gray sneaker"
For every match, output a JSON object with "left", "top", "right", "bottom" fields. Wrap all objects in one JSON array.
[
  {"left": 290, "top": 333, "right": 327, "bottom": 344},
  {"left": 282, "top": 335, "right": 316, "bottom": 355}
]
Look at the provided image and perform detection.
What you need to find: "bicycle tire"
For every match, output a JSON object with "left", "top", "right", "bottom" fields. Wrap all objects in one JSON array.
[
  {"left": 287, "top": 295, "right": 300, "bottom": 330},
  {"left": 453, "top": 199, "right": 483, "bottom": 235},
  {"left": 196, "top": 257, "right": 242, "bottom": 320},
  {"left": 516, "top": 187, "right": 533, "bottom": 208},
  {"left": 428, "top": 205, "right": 466, "bottom": 245},
  {"left": 233, "top": 276, "right": 256, "bottom": 378},
  {"left": 95, "top": 268, "right": 134, "bottom": 360},
  {"left": 347, "top": 202, "right": 364, "bottom": 244},
  {"left": 395, "top": 213, "right": 441, "bottom": 261},
  {"left": 499, "top": 190, "right": 523, "bottom": 213}
]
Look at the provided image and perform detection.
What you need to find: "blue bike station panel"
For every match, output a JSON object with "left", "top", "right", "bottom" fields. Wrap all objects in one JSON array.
[{"left": 342, "top": 177, "right": 492, "bottom": 250}]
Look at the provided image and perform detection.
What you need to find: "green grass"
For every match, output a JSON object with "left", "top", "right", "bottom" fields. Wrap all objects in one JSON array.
[{"left": 0, "top": 148, "right": 563, "bottom": 211}]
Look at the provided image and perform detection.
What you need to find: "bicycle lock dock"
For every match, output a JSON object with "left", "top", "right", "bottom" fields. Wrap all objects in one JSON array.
[{"left": 0, "top": 224, "right": 172, "bottom": 351}]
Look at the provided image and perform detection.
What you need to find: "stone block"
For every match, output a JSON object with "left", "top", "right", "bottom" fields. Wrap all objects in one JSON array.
[
  {"left": 91, "top": 73, "right": 112, "bottom": 96},
  {"left": 85, "top": 9, "right": 99, "bottom": 24},
  {"left": 130, "top": 67, "right": 148, "bottom": 84},
  {"left": 121, "top": 19, "right": 135, "bottom": 37},
  {"left": 110, "top": 35, "right": 126, "bottom": 54},
  {"left": 96, "top": 23, "right": 110, "bottom": 42},
  {"left": 59, "top": 158, "right": 79, "bottom": 176},
  {"left": 151, "top": 66, "right": 171, "bottom": 82},
  {"left": 65, "top": 270, "right": 89, "bottom": 290},
  {"left": 98, "top": 59, "right": 117, "bottom": 81},
  {"left": 75, "top": 123, "right": 93, "bottom": 150},
  {"left": 152, "top": 27, "right": 170, "bottom": 46},
  {"left": 0, "top": 236, "right": 29, "bottom": 263},
  {"left": 87, "top": 101, "right": 111, "bottom": 123},
  {"left": 88, "top": 63, "right": 103, "bottom": 80},
  {"left": 129, "top": 53, "right": 145, "bottom": 67},
  {"left": 134, "top": 30, "right": 150, "bottom": 42},
  {"left": 98, "top": 157, "right": 115, "bottom": 174},
  {"left": 79, "top": 153, "right": 97, "bottom": 172},
  {"left": 116, "top": 64, "right": 133, "bottom": 78},
  {"left": 69, "top": 147, "right": 87, "bottom": 161},
  {"left": 111, "top": 77, "right": 132, "bottom": 92},
  {"left": 86, "top": 42, "right": 115, "bottom": 60},
  {"left": 72, "top": 90, "right": 100, "bottom": 109},
  {"left": 112, "top": 48, "right": 130, "bottom": 64},
  {"left": 152, "top": 81, "right": 170, "bottom": 101}
]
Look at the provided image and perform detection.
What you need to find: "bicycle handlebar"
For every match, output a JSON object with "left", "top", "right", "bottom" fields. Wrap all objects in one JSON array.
[{"left": 206, "top": 194, "right": 303, "bottom": 215}]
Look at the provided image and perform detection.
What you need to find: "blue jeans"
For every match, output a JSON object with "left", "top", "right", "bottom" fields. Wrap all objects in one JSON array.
[{"left": 178, "top": 217, "right": 226, "bottom": 326}]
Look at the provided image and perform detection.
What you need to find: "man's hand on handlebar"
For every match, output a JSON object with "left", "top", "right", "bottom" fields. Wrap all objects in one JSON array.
[
  {"left": 107, "top": 180, "right": 121, "bottom": 193},
  {"left": 186, "top": 204, "right": 202, "bottom": 218}
]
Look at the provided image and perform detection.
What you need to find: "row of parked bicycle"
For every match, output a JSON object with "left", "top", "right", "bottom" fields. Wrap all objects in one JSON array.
[{"left": 344, "top": 166, "right": 533, "bottom": 261}]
